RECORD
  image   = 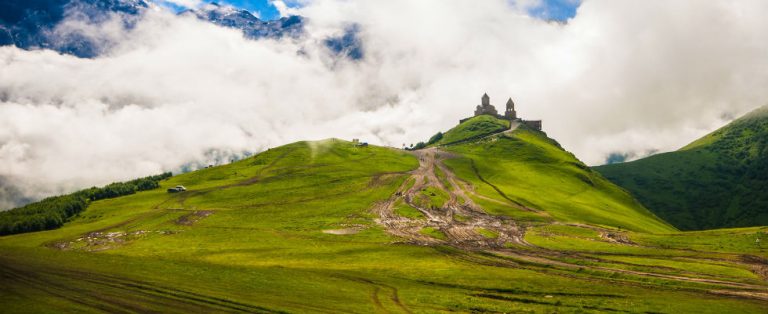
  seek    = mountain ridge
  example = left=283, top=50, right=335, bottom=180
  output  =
left=0, top=0, right=305, bottom=58
left=595, top=106, right=768, bottom=230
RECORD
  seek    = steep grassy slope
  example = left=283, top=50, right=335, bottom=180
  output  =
left=435, top=115, right=510, bottom=145
left=1, top=133, right=767, bottom=312
left=440, top=117, right=675, bottom=233
left=595, top=106, right=768, bottom=230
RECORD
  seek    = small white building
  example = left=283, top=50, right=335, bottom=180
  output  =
left=167, top=185, right=187, bottom=193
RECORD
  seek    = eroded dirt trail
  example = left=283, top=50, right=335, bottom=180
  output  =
left=373, top=148, right=527, bottom=249
left=372, top=147, right=768, bottom=301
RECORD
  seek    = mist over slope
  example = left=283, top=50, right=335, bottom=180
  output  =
left=595, top=107, right=768, bottom=230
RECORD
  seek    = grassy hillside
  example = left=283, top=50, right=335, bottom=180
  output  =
left=595, top=106, right=768, bottom=230
left=440, top=121, right=675, bottom=233
left=1, top=132, right=767, bottom=312
left=434, top=115, right=510, bottom=145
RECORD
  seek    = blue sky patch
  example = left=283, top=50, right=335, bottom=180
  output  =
left=527, top=0, right=581, bottom=21
left=163, top=1, right=580, bottom=22
left=214, top=0, right=283, bottom=19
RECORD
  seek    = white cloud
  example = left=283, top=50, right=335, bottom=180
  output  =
left=1, top=0, right=768, bottom=208
left=271, top=0, right=301, bottom=17
left=160, top=0, right=203, bottom=9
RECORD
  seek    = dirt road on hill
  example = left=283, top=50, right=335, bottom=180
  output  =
left=373, top=147, right=528, bottom=249
left=372, top=146, right=768, bottom=301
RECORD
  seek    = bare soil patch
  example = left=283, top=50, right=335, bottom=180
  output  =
left=373, top=148, right=526, bottom=249
left=49, top=230, right=177, bottom=252
left=176, top=210, right=215, bottom=226
left=322, top=228, right=362, bottom=235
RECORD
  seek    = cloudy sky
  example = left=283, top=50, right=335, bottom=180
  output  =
left=2, top=0, right=768, bottom=209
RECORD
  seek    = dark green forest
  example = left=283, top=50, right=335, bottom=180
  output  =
left=0, top=172, right=171, bottom=235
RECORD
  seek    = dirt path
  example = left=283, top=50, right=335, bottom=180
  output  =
left=372, top=146, right=768, bottom=301
left=492, top=248, right=768, bottom=292
left=373, top=148, right=526, bottom=249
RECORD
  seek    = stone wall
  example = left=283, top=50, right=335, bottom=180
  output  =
left=522, top=120, right=542, bottom=131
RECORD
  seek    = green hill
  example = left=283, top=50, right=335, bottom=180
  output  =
left=434, top=115, right=510, bottom=145
left=1, top=121, right=767, bottom=313
left=595, top=106, right=768, bottom=230
left=439, top=117, right=675, bottom=233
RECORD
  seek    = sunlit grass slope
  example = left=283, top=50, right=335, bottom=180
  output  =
left=525, top=224, right=767, bottom=282
left=1, top=136, right=766, bottom=313
left=595, top=106, right=768, bottom=230
left=441, top=118, right=675, bottom=233
left=435, top=115, right=510, bottom=145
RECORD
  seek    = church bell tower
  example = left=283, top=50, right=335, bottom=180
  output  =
left=504, top=98, right=517, bottom=119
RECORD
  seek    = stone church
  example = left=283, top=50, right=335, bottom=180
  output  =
left=469, top=93, right=542, bottom=131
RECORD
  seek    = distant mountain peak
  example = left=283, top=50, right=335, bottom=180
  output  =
left=0, top=0, right=305, bottom=58
left=0, top=0, right=370, bottom=60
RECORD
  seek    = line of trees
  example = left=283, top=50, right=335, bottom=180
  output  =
left=0, top=194, right=87, bottom=235
left=405, top=132, right=443, bottom=151
left=79, top=172, right=172, bottom=201
left=0, top=172, right=172, bottom=236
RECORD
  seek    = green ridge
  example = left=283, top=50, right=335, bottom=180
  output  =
left=440, top=122, right=675, bottom=233
left=595, top=106, right=768, bottom=230
left=435, top=115, right=510, bottom=145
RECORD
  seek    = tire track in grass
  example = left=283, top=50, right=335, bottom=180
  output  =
left=370, top=285, right=385, bottom=313
left=0, top=264, right=167, bottom=313
left=0, top=265, right=128, bottom=313
left=0, top=257, right=285, bottom=313
left=331, top=273, right=412, bottom=314
left=383, top=283, right=412, bottom=314
left=50, top=268, right=284, bottom=313
left=432, top=230, right=768, bottom=302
